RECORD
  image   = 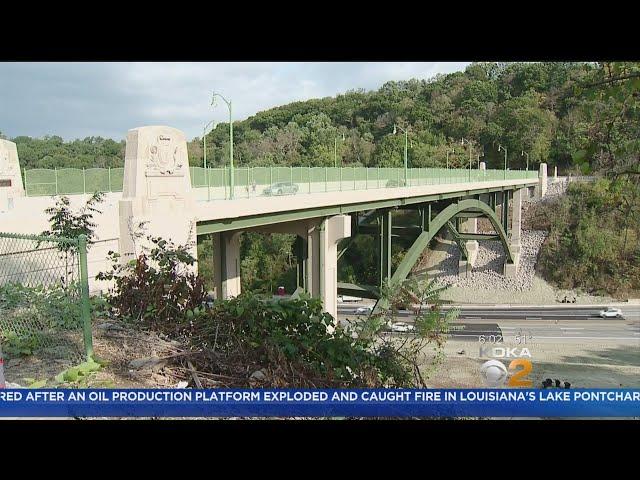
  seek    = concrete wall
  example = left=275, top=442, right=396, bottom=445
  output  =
left=0, top=193, right=121, bottom=293
left=0, top=139, right=25, bottom=213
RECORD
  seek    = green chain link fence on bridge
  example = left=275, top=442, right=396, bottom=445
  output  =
left=0, top=232, right=93, bottom=367
left=22, top=166, right=538, bottom=199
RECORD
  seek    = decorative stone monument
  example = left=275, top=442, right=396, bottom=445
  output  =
left=118, top=126, right=197, bottom=266
left=0, top=139, right=25, bottom=212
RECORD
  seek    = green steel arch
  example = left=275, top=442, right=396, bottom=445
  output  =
left=389, top=199, right=514, bottom=286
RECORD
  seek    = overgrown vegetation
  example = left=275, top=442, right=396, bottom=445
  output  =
left=0, top=282, right=106, bottom=357
left=530, top=178, right=640, bottom=298
left=99, top=238, right=455, bottom=387
left=96, top=236, right=206, bottom=327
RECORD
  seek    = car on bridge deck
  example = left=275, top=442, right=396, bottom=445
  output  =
left=385, top=179, right=407, bottom=188
left=263, top=182, right=299, bottom=196
left=599, top=307, right=623, bottom=318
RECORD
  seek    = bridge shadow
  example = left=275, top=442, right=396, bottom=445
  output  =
left=558, top=344, right=640, bottom=368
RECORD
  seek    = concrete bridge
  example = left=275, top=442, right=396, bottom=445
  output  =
left=1, top=127, right=547, bottom=318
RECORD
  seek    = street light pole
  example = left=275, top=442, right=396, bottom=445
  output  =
left=521, top=150, right=529, bottom=171
left=393, top=124, right=409, bottom=185
left=447, top=148, right=454, bottom=169
left=203, top=120, right=215, bottom=170
left=462, top=138, right=474, bottom=181
left=212, top=92, right=234, bottom=199
left=334, top=132, right=345, bottom=168
left=498, top=144, right=508, bottom=179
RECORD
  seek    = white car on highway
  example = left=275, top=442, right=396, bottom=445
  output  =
left=390, top=322, right=415, bottom=333
left=355, top=306, right=373, bottom=315
left=599, top=307, right=623, bottom=318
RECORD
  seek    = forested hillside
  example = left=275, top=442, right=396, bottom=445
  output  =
left=6, top=62, right=636, bottom=175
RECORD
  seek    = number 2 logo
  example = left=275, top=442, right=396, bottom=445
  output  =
left=507, top=359, right=533, bottom=387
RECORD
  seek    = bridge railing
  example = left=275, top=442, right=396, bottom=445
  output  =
left=21, top=166, right=538, bottom=198
left=190, top=166, right=538, bottom=201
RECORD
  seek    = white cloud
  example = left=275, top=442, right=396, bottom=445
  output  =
left=0, top=62, right=470, bottom=140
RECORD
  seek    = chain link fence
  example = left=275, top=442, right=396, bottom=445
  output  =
left=22, top=166, right=538, bottom=198
left=0, top=232, right=93, bottom=368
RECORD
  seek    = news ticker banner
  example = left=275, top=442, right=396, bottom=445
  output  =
left=0, top=389, right=639, bottom=417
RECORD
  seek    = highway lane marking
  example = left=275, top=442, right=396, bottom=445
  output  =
left=533, top=336, right=640, bottom=340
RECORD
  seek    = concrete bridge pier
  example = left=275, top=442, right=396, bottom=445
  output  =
left=458, top=216, right=478, bottom=276
left=503, top=187, right=523, bottom=277
left=536, top=162, right=548, bottom=198
left=317, top=215, right=351, bottom=320
left=210, top=231, right=242, bottom=300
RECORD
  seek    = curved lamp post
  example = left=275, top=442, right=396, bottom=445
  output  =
left=447, top=148, right=455, bottom=169
left=334, top=132, right=345, bottom=168
left=393, top=124, right=409, bottom=185
left=211, top=92, right=234, bottom=199
left=203, top=120, right=215, bottom=170
left=498, top=144, right=508, bottom=179
left=521, top=150, right=529, bottom=171
left=461, top=138, right=474, bottom=180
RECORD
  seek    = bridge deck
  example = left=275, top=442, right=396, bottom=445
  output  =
left=195, top=178, right=537, bottom=235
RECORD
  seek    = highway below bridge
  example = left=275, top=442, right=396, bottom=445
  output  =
left=337, top=304, right=640, bottom=343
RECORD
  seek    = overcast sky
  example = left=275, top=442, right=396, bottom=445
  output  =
left=0, top=62, right=470, bottom=141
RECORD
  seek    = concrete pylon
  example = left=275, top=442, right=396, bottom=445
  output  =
left=118, top=126, right=197, bottom=266
left=504, top=188, right=523, bottom=277
left=0, top=139, right=25, bottom=212
left=316, top=215, right=351, bottom=320
left=479, top=161, right=486, bottom=171
left=554, top=165, right=558, bottom=182
left=458, top=217, right=478, bottom=275
left=536, top=163, right=548, bottom=198
left=210, top=231, right=242, bottom=300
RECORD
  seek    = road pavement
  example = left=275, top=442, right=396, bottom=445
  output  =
left=337, top=303, right=640, bottom=344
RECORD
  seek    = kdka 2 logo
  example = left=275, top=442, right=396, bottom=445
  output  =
left=479, top=346, right=533, bottom=387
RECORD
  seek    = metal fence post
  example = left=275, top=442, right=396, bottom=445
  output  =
left=325, top=167, right=328, bottom=192
left=23, top=168, right=28, bottom=196
left=108, top=167, right=111, bottom=192
left=77, top=234, right=94, bottom=360
left=55, top=167, right=58, bottom=195
left=339, top=166, right=342, bottom=191
left=308, top=166, right=311, bottom=194
left=0, top=343, right=5, bottom=388
left=83, top=167, right=86, bottom=194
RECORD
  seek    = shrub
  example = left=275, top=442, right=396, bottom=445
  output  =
left=97, top=236, right=205, bottom=328
left=98, top=235, right=456, bottom=388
